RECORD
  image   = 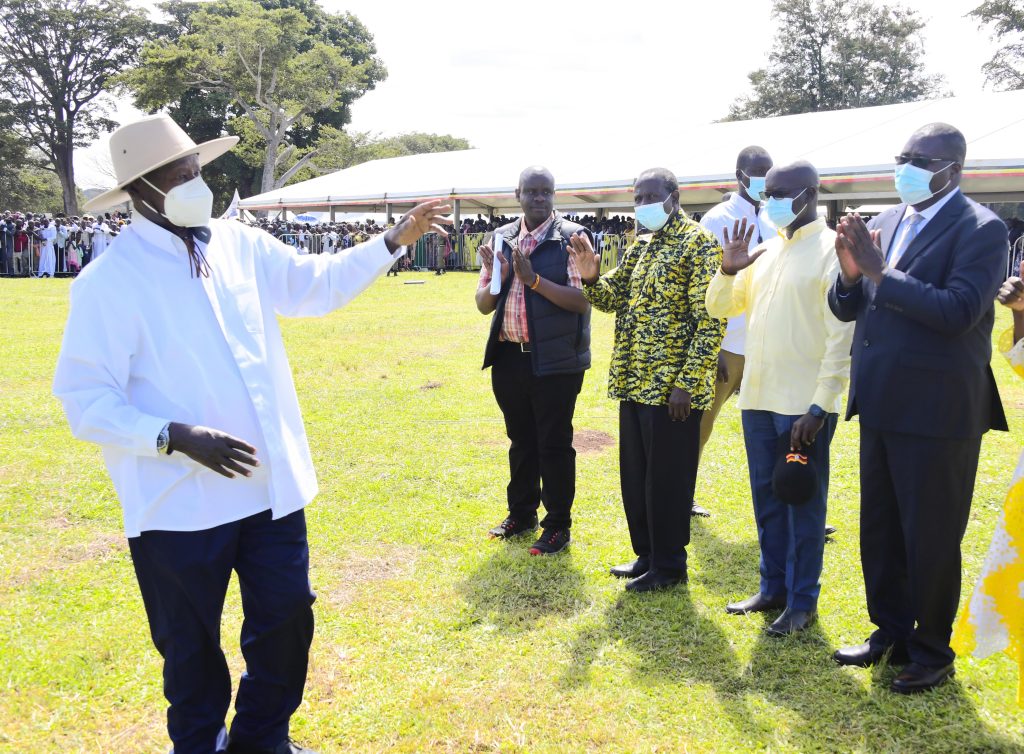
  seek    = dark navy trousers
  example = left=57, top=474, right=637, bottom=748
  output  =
left=128, top=508, right=316, bottom=754
left=741, top=410, right=837, bottom=611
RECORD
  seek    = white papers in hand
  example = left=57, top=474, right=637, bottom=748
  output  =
left=490, top=234, right=503, bottom=294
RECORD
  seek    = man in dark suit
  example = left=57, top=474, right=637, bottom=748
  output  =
left=828, top=122, right=1008, bottom=693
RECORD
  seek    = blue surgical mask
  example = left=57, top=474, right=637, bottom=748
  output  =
left=894, top=162, right=952, bottom=206
left=635, top=196, right=673, bottom=232
left=741, top=171, right=766, bottom=202
left=763, top=188, right=807, bottom=229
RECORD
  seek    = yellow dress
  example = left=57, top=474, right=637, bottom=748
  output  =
left=952, top=327, right=1024, bottom=704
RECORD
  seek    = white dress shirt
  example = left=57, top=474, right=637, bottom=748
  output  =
left=888, top=188, right=961, bottom=265
left=53, top=213, right=403, bottom=537
left=91, top=222, right=111, bottom=257
left=699, top=192, right=776, bottom=356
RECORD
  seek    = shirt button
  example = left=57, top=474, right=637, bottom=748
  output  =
left=863, top=339, right=870, bottom=347
left=869, top=304, right=877, bottom=311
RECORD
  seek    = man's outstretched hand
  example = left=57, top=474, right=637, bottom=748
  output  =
left=384, top=200, right=453, bottom=251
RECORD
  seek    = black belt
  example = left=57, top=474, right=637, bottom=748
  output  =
left=501, top=340, right=531, bottom=352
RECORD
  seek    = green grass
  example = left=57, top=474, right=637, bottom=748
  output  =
left=2, top=272, right=1023, bottom=753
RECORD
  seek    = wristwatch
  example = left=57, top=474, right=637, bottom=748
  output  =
left=157, top=422, right=172, bottom=455
left=808, top=404, right=827, bottom=420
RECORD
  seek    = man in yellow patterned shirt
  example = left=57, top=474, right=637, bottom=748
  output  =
left=706, top=161, right=854, bottom=636
left=569, top=167, right=725, bottom=592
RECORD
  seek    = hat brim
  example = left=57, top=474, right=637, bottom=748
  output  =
left=83, top=135, right=240, bottom=213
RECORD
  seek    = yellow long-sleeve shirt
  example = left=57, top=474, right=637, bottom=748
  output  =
left=705, top=217, right=854, bottom=416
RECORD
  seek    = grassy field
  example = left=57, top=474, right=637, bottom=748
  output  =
left=2, top=271, right=1024, bottom=753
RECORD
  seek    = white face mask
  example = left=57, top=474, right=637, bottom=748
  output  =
left=141, top=175, right=214, bottom=228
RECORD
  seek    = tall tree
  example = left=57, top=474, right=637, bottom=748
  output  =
left=120, top=0, right=386, bottom=194
left=970, top=1, right=1024, bottom=90
left=0, top=0, right=152, bottom=214
left=725, top=0, right=946, bottom=120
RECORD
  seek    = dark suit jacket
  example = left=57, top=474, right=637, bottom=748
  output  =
left=827, top=190, right=1008, bottom=439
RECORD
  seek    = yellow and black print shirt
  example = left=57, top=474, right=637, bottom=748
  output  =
left=584, top=212, right=726, bottom=408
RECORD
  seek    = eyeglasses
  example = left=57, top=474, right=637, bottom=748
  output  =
left=895, top=154, right=957, bottom=169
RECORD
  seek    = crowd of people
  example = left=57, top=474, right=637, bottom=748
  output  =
left=0, top=210, right=127, bottom=276
left=41, top=112, right=1024, bottom=754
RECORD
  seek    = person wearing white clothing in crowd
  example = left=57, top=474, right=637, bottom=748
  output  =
left=90, top=217, right=111, bottom=259
left=695, top=146, right=774, bottom=517
left=36, top=219, right=57, bottom=277
left=52, top=114, right=451, bottom=754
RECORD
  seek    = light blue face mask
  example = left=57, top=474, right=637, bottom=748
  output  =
left=894, top=162, right=952, bottom=206
left=635, top=196, right=673, bottom=232
left=741, top=171, right=766, bottom=202
left=763, top=188, right=807, bottom=229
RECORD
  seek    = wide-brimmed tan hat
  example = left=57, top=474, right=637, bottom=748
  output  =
left=83, top=114, right=238, bottom=212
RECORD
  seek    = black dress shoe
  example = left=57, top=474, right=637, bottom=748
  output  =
left=625, top=568, right=686, bottom=593
left=610, top=557, right=650, bottom=579
left=891, top=662, right=955, bottom=694
left=690, top=501, right=712, bottom=517
left=765, top=607, right=816, bottom=636
left=725, top=592, right=786, bottom=615
left=832, top=641, right=910, bottom=667
left=824, top=524, right=837, bottom=536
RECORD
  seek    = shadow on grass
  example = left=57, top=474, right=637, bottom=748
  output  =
left=560, top=586, right=1020, bottom=751
left=457, top=539, right=589, bottom=634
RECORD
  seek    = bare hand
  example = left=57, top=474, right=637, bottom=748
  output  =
left=720, top=218, right=764, bottom=275
left=512, top=248, right=536, bottom=285
left=834, top=226, right=863, bottom=286
left=384, top=199, right=453, bottom=249
left=478, top=243, right=511, bottom=283
left=567, top=231, right=601, bottom=284
left=998, top=276, right=1024, bottom=311
left=790, top=413, right=825, bottom=451
left=838, top=214, right=885, bottom=285
left=716, top=352, right=730, bottom=384
left=168, top=423, right=260, bottom=479
left=668, top=387, right=692, bottom=422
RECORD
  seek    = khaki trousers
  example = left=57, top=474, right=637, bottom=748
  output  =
left=697, top=349, right=745, bottom=462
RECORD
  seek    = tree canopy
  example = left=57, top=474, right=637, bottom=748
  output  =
left=970, top=0, right=1024, bottom=90
left=725, top=0, right=946, bottom=121
left=0, top=0, right=151, bottom=214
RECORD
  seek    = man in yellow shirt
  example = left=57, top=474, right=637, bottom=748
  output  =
left=705, top=161, right=854, bottom=635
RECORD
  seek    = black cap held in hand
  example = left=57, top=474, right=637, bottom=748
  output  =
left=772, top=434, right=818, bottom=506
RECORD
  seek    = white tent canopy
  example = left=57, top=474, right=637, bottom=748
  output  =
left=239, top=90, right=1024, bottom=217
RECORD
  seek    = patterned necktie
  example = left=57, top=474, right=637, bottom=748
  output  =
left=888, top=213, right=924, bottom=267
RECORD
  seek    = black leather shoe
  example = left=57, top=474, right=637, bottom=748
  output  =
left=488, top=514, right=537, bottom=539
left=832, top=641, right=910, bottom=667
left=891, top=662, right=955, bottom=694
left=690, top=501, right=712, bottom=517
left=610, top=557, right=650, bottom=579
left=725, top=592, right=786, bottom=615
left=825, top=524, right=837, bottom=536
left=625, top=568, right=686, bottom=593
left=765, top=607, right=816, bottom=636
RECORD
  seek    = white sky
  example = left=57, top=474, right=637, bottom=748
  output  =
left=77, top=0, right=999, bottom=188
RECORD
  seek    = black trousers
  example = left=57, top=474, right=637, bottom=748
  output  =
left=490, top=341, right=585, bottom=529
left=619, top=400, right=703, bottom=574
left=859, top=426, right=982, bottom=667
left=128, top=509, right=316, bottom=754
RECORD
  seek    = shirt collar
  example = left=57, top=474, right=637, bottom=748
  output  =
left=519, top=212, right=556, bottom=242
left=903, top=187, right=960, bottom=223
left=131, top=211, right=199, bottom=258
left=783, top=216, right=827, bottom=243
left=726, top=191, right=759, bottom=218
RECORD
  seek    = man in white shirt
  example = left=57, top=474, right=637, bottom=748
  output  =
left=90, top=218, right=111, bottom=259
left=37, top=219, right=57, bottom=277
left=53, top=115, right=450, bottom=754
left=696, top=146, right=774, bottom=517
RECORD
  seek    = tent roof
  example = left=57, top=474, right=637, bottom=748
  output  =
left=239, top=90, right=1024, bottom=214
